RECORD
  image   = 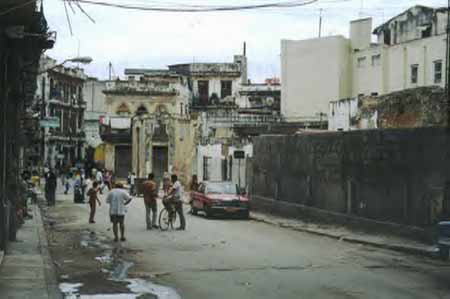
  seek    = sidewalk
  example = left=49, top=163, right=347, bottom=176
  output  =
left=251, top=211, right=438, bottom=258
left=0, top=201, right=60, bottom=299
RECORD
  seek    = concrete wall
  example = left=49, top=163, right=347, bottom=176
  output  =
left=250, top=128, right=450, bottom=228
left=281, top=36, right=351, bottom=122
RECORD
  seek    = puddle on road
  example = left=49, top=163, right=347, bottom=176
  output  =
left=61, top=236, right=180, bottom=299
left=60, top=279, right=178, bottom=299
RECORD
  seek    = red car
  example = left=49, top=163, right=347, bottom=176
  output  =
left=190, top=181, right=250, bottom=219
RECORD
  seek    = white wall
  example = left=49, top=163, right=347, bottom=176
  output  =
left=84, top=79, right=107, bottom=113
left=328, top=98, right=359, bottom=131
left=281, top=36, right=351, bottom=122
left=196, top=144, right=253, bottom=187
left=354, top=34, right=446, bottom=97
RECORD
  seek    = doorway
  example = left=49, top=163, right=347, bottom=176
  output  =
left=115, top=145, right=132, bottom=179
left=152, top=146, right=168, bottom=182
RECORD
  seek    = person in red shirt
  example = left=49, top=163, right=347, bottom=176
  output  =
left=87, top=181, right=101, bottom=223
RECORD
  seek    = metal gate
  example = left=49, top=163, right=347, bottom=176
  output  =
left=115, top=145, right=132, bottom=179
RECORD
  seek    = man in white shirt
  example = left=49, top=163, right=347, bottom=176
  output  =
left=169, top=174, right=185, bottom=230
left=96, top=170, right=104, bottom=194
left=106, top=183, right=132, bottom=242
left=130, top=172, right=136, bottom=195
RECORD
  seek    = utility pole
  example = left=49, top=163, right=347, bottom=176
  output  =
left=108, top=62, right=112, bottom=81
left=318, top=8, right=323, bottom=38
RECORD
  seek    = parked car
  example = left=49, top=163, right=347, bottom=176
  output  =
left=190, top=181, right=250, bottom=219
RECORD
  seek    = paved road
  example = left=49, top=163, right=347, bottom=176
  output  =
left=56, top=189, right=450, bottom=299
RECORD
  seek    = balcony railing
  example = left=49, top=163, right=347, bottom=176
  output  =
left=104, top=81, right=178, bottom=96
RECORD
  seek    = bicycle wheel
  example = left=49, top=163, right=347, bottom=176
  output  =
left=159, top=208, right=171, bottom=231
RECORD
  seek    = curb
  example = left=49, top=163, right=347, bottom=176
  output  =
left=251, top=214, right=433, bottom=258
left=34, top=202, right=62, bottom=299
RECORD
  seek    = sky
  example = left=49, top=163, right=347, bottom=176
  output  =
left=44, top=0, right=447, bottom=82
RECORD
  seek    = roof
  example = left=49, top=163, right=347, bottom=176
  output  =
left=124, top=69, right=176, bottom=76
left=372, top=5, right=438, bottom=34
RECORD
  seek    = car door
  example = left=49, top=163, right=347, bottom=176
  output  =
left=192, top=183, right=205, bottom=209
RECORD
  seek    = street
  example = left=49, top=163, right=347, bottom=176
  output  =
left=43, top=188, right=450, bottom=299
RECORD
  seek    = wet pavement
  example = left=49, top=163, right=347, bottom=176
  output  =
left=43, top=188, right=450, bottom=299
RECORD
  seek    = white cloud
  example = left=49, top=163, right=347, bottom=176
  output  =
left=44, top=0, right=447, bottom=81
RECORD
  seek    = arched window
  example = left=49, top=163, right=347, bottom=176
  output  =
left=136, top=105, right=148, bottom=116
left=116, top=103, right=131, bottom=116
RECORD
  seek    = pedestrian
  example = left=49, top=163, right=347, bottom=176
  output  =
left=73, top=171, right=84, bottom=203
left=45, top=168, right=57, bottom=206
left=96, top=169, right=104, bottom=194
left=104, top=170, right=112, bottom=191
left=168, top=174, right=186, bottom=231
left=189, top=174, right=199, bottom=214
left=130, top=172, right=136, bottom=196
left=64, top=170, right=71, bottom=194
left=142, top=173, right=159, bottom=230
left=106, top=182, right=133, bottom=242
left=87, top=181, right=101, bottom=223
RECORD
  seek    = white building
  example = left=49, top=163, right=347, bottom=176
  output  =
left=281, top=5, right=447, bottom=126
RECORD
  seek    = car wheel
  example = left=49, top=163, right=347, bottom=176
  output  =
left=439, top=247, right=449, bottom=261
left=204, top=205, right=213, bottom=218
left=191, top=206, right=198, bottom=216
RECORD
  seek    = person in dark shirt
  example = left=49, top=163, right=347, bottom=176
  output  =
left=142, top=173, right=159, bottom=230
left=87, top=181, right=101, bottom=223
left=45, top=169, right=57, bottom=206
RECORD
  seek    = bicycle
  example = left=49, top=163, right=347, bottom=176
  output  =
left=159, top=203, right=179, bottom=231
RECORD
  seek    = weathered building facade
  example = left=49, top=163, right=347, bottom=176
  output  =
left=329, top=86, right=447, bottom=131
left=36, top=55, right=87, bottom=168
left=282, top=5, right=447, bottom=123
left=0, top=0, right=54, bottom=249
left=83, top=78, right=107, bottom=166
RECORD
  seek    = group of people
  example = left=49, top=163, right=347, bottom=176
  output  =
left=84, top=172, right=186, bottom=242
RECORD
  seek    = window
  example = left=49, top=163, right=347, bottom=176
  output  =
left=371, top=92, right=379, bottom=96
left=180, top=103, right=184, bottom=116
left=434, top=60, right=443, bottom=84
left=371, top=54, right=381, bottom=66
left=221, top=80, right=232, bottom=98
left=203, top=156, right=211, bottom=181
left=198, top=80, right=209, bottom=105
left=128, top=76, right=135, bottom=81
left=411, top=64, right=419, bottom=84
left=357, top=57, right=366, bottom=68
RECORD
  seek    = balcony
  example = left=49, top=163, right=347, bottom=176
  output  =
left=100, top=123, right=131, bottom=144
left=104, top=80, right=178, bottom=96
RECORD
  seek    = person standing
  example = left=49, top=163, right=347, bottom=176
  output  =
left=130, top=172, right=136, bottom=196
left=169, top=174, right=186, bottom=231
left=87, top=182, right=101, bottom=223
left=142, top=173, right=158, bottom=230
left=106, top=183, right=133, bottom=242
left=45, top=169, right=57, bottom=206
left=96, top=169, right=104, bottom=194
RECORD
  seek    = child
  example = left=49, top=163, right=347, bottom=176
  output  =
left=87, top=181, right=101, bottom=223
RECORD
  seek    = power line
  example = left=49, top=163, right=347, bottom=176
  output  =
left=63, top=0, right=319, bottom=12
left=0, top=0, right=37, bottom=16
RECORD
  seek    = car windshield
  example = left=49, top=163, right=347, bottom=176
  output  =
left=206, top=182, right=238, bottom=195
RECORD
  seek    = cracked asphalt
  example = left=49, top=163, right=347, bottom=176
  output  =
left=48, top=190, right=450, bottom=299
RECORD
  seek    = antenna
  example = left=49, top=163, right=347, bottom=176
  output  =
left=109, top=62, right=112, bottom=80
left=318, top=8, right=323, bottom=38
left=359, top=0, right=364, bottom=17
